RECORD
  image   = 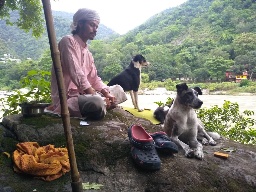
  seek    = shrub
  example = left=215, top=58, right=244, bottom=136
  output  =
left=0, top=70, right=51, bottom=118
left=239, top=79, right=250, bottom=87
left=197, top=100, right=256, bottom=145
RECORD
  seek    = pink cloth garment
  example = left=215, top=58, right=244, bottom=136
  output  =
left=50, top=34, right=108, bottom=117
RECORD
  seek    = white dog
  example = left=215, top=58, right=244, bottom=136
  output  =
left=164, top=83, right=219, bottom=160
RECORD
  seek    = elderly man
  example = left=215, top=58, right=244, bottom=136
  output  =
left=48, top=8, right=126, bottom=120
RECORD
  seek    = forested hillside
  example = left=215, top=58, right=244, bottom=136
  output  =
left=0, top=11, right=118, bottom=60
left=90, top=0, right=256, bottom=82
left=0, top=0, right=256, bottom=90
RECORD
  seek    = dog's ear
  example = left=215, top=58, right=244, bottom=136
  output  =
left=176, top=83, right=188, bottom=92
left=193, top=86, right=202, bottom=95
left=133, top=54, right=145, bottom=63
left=133, top=54, right=141, bottom=62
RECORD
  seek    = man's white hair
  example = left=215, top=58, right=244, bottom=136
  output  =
left=70, top=8, right=100, bottom=31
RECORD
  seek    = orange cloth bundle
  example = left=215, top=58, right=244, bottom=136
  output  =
left=13, top=142, right=70, bottom=181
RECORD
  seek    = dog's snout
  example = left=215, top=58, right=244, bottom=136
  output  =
left=197, top=100, right=203, bottom=108
left=192, top=99, right=203, bottom=109
left=144, top=61, right=150, bottom=66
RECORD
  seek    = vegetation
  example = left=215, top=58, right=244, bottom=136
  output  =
left=1, top=0, right=256, bottom=145
left=0, top=70, right=51, bottom=117
left=1, top=70, right=256, bottom=145
left=0, top=10, right=117, bottom=60
left=154, top=97, right=173, bottom=108
left=198, top=101, right=256, bottom=145
left=1, top=0, right=256, bottom=85
left=140, top=79, right=256, bottom=95
left=0, top=0, right=44, bottom=37
left=88, top=0, right=256, bottom=83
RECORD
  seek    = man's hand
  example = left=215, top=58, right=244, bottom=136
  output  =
left=83, top=87, right=96, bottom=95
left=105, top=97, right=117, bottom=110
left=101, top=89, right=116, bottom=103
left=102, top=90, right=116, bottom=110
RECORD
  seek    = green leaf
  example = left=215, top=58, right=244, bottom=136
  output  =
left=82, top=182, right=104, bottom=190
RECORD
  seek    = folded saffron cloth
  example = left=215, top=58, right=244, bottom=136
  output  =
left=13, top=142, right=70, bottom=181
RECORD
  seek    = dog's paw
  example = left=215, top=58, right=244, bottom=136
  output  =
left=208, top=139, right=217, bottom=146
left=194, top=149, right=204, bottom=160
left=201, top=138, right=209, bottom=145
left=185, top=149, right=194, bottom=158
left=138, top=108, right=144, bottom=112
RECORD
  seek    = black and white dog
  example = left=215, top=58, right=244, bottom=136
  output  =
left=154, top=86, right=202, bottom=124
left=153, top=103, right=172, bottom=125
left=107, top=54, right=149, bottom=112
left=163, top=83, right=219, bottom=160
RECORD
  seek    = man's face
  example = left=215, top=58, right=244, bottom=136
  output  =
left=78, top=20, right=99, bottom=41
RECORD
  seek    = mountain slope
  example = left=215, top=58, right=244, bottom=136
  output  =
left=0, top=11, right=118, bottom=60
left=99, top=0, right=256, bottom=81
left=1, top=0, right=256, bottom=82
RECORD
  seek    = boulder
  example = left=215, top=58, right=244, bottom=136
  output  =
left=0, top=108, right=255, bottom=192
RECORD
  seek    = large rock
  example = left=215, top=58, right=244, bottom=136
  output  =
left=0, top=108, right=255, bottom=192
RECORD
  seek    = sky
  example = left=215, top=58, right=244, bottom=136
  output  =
left=50, top=0, right=188, bottom=35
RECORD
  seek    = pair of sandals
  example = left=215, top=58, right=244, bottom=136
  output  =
left=128, top=124, right=178, bottom=171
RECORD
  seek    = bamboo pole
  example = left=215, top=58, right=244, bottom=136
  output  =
left=41, top=1, right=83, bottom=191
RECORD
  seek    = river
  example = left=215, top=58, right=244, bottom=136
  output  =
left=119, top=94, right=256, bottom=119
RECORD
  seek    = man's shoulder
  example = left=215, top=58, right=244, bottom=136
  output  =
left=58, top=35, right=77, bottom=47
left=60, top=35, right=74, bottom=42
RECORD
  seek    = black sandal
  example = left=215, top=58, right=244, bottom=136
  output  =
left=150, top=132, right=179, bottom=154
left=128, top=124, right=161, bottom=171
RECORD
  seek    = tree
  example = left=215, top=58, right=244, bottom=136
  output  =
left=234, top=51, right=256, bottom=78
left=206, top=56, right=234, bottom=81
left=37, top=49, right=52, bottom=71
left=208, top=47, right=230, bottom=60
left=180, top=64, right=192, bottom=80
left=232, top=33, right=256, bottom=56
left=141, top=73, right=149, bottom=83
left=175, top=46, right=199, bottom=72
left=0, top=0, right=44, bottom=37
left=193, top=68, right=211, bottom=82
left=142, top=45, right=175, bottom=81
left=102, top=63, right=122, bottom=82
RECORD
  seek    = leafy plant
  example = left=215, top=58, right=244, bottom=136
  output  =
left=0, top=0, right=44, bottom=37
left=154, top=101, right=165, bottom=107
left=0, top=70, right=51, bottom=117
left=166, top=97, right=174, bottom=106
left=154, top=97, right=173, bottom=107
left=197, top=100, right=256, bottom=145
left=19, top=70, right=51, bottom=103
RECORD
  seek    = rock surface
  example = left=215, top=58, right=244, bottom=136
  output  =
left=0, top=107, right=256, bottom=192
